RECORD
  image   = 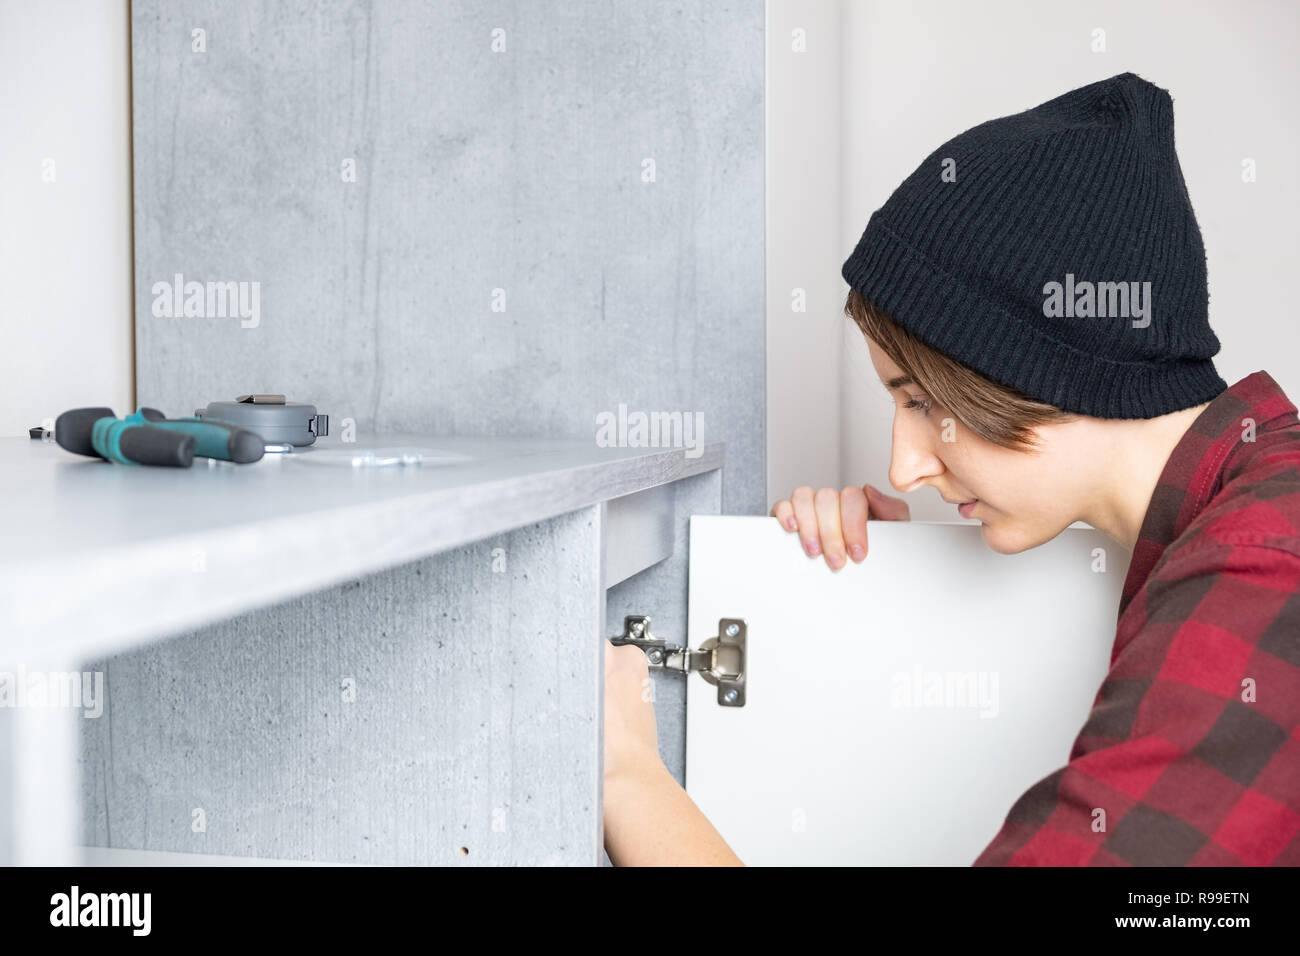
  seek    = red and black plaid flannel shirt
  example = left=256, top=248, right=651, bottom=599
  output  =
left=974, top=370, right=1300, bottom=866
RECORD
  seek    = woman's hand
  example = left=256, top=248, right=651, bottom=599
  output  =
left=770, top=483, right=911, bottom=571
left=603, top=642, right=665, bottom=787
left=602, top=641, right=745, bottom=866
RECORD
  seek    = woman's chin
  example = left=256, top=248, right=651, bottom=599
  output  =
left=982, top=528, right=1013, bottom=556
left=979, top=517, right=1061, bottom=555
left=980, top=518, right=1027, bottom=555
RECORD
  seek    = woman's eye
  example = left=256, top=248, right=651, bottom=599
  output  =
left=902, top=397, right=933, bottom=416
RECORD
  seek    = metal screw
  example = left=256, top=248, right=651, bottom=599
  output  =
left=647, top=649, right=663, bottom=665
left=724, top=623, right=739, bottom=638
left=630, top=620, right=645, bottom=638
left=723, top=689, right=739, bottom=703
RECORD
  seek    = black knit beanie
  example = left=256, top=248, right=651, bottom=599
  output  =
left=841, top=72, right=1228, bottom=419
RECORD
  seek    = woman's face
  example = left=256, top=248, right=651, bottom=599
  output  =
left=865, top=336, right=1097, bottom=555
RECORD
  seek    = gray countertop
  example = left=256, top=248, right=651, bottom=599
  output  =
left=0, top=434, right=724, bottom=662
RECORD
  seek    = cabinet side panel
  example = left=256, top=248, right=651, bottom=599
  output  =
left=80, top=505, right=604, bottom=865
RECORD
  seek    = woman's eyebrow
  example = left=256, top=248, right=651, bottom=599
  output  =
left=885, top=374, right=915, bottom=390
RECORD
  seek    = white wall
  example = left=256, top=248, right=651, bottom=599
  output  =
left=0, top=0, right=133, bottom=436
left=765, top=0, right=843, bottom=508
left=834, top=0, right=1300, bottom=520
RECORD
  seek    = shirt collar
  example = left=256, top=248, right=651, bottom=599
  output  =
left=1119, top=370, right=1298, bottom=618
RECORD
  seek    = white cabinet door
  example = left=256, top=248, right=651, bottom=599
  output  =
left=684, top=516, right=1128, bottom=865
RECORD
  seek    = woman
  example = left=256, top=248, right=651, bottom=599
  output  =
left=604, top=73, right=1300, bottom=866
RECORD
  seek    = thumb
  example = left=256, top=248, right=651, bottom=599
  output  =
left=863, top=483, right=911, bottom=521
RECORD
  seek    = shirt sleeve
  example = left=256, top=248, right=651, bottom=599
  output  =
left=973, top=542, right=1300, bottom=866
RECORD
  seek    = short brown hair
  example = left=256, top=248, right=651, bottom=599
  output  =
left=844, top=288, right=1076, bottom=452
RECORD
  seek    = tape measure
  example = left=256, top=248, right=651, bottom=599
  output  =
left=193, top=394, right=329, bottom=447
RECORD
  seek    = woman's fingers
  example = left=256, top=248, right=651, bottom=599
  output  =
left=814, top=488, right=847, bottom=570
left=604, top=642, right=660, bottom=783
left=770, top=483, right=909, bottom=570
left=607, top=638, right=648, bottom=682
left=839, top=485, right=869, bottom=562
left=790, top=486, right=821, bottom=557
left=864, top=483, right=911, bottom=521
left=770, top=496, right=796, bottom=532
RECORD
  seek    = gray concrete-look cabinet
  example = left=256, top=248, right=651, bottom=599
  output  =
left=70, top=466, right=723, bottom=865
left=95, top=0, right=763, bottom=866
left=0, top=435, right=724, bottom=864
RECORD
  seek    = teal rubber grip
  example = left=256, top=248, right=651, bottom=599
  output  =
left=87, top=415, right=194, bottom=466
left=92, top=416, right=132, bottom=464
left=128, top=408, right=265, bottom=463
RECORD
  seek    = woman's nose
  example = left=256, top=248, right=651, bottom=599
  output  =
left=889, top=417, right=944, bottom=493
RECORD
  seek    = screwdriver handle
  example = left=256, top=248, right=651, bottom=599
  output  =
left=99, top=418, right=196, bottom=467
left=132, top=407, right=265, bottom=463
left=53, top=408, right=195, bottom=466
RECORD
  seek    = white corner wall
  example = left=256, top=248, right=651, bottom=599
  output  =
left=0, top=0, right=133, bottom=436
left=765, top=0, right=843, bottom=508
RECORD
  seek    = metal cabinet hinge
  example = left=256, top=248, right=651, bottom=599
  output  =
left=608, top=614, right=746, bottom=707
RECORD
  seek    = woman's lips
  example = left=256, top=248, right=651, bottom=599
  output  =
left=958, top=499, right=979, bottom=518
